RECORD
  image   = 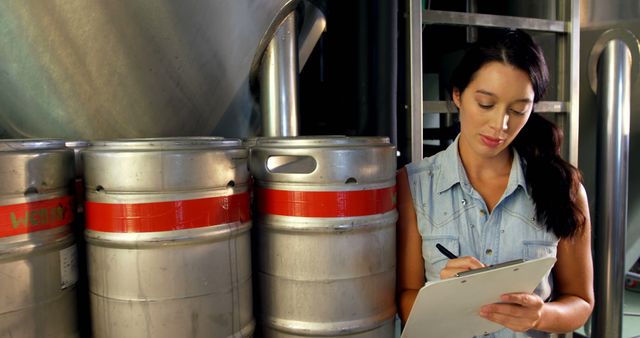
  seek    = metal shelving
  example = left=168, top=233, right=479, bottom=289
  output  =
left=406, top=0, right=580, bottom=164
left=423, top=10, right=569, bottom=32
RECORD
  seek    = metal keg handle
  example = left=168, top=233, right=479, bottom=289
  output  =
left=266, top=155, right=317, bottom=174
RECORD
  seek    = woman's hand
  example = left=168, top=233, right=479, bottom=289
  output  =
left=479, top=293, right=545, bottom=332
left=439, top=256, right=485, bottom=279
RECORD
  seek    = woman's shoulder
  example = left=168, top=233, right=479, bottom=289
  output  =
left=405, top=147, right=452, bottom=178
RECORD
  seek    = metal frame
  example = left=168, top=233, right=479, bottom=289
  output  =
left=423, top=10, right=568, bottom=33
left=407, top=0, right=580, bottom=165
left=423, top=101, right=570, bottom=114
left=565, top=0, right=581, bottom=166
left=408, top=0, right=423, bottom=163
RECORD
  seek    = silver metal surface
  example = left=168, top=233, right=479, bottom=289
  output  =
left=0, top=140, right=77, bottom=338
left=423, top=10, right=569, bottom=32
left=65, top=141, right=90, bottom=179
left=581, top=0, right=640, bottom=25
left=408, top=0, right=423, bottom=162
left=83, top=138, right=246, bottom=196
left=422, top=101, right=570, bottom=114
left=567, top=0, right=581, bottom=166
left=250, top=137, right=397, bottom=337
left=250, top=137, right=396, bottom=186
left=592, top=39, right=631, bottom=338
left=84, top=137, right=254, bottom=338
left=0, top=139, right=74, bottom=201
left=297, top=3, right=326, bottom=72
left=260, top=12, right=300, bottom=137
left=0, top=0, right=296, bottom=139
left=465, top=0, right=477, bottom=43
left=580, top=20, right=640, bottom=285
left=587, top=29, right=640, bottom=94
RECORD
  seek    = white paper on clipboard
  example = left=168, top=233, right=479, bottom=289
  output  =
left=401, top=256, right=556, bottom=338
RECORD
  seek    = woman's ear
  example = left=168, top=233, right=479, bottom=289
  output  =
left=452, top=88, right=461, bottom=110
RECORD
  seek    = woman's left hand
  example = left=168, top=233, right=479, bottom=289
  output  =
left=479, top=293, right=544, bottom=332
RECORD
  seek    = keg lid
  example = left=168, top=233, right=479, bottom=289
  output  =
left=254, top=136, right=390, bottom=147
left=0, top=139, right=66, bottom=151
left=87, top=137, right=241, bottom=150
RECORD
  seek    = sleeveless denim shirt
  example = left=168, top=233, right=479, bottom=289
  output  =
left=406, top=137, right=558, bottom=338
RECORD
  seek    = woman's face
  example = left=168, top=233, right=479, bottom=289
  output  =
left=453, top=61, right=535, bottom=161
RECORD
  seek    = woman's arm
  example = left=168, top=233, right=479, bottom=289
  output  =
left=535, top=183, right=595, bottom=332
left=479, top=184, right=594, bottom=333
left=396, top=168, right=426, bottom=324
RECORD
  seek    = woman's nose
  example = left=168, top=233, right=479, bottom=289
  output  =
left=491, top=111, right=509, bottom=131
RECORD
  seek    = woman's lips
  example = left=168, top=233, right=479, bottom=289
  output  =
left=480, top=135, right=504, bottom=148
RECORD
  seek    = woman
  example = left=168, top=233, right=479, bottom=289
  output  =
left=396, top=29, right=594, bottom=337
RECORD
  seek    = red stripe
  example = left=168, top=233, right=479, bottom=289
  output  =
left=85, top=192, right=250, bottom=233
left=0, top=196, right=74, bottom=238
left=255, top=186, right=396, bottom=217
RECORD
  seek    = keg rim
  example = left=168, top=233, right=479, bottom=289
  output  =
left=253, top=136, right=390, bottom=147
left=0, top=139, right=66, bottom=151
left=86, top=137, right=242, bottom=150
left=65, top=140, right=91, bottom=149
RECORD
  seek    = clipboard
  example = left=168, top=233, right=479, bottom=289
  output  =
left=401, top=256, right=556, bottom=338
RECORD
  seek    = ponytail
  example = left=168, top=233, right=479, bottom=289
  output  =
left=512, top=113, right=586, bottom=238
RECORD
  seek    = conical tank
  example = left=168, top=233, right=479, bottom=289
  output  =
left=0, top=0, right=297, bottom=139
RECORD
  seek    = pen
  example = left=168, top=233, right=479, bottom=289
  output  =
left=436, top=243, right=458, bottom=259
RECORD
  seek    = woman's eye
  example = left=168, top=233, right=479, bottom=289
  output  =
left=510, top=109, right=526, bottom=115
left=478, top=103, right=493, bottom=109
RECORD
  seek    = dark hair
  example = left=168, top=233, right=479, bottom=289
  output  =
left=449, top=29, right=585, bottom=239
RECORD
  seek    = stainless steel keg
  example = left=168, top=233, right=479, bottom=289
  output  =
left=250, top=136, right=397, bottom=337
left=83, top=137, right=254, bottom=338
left=0, top=139, right=78, bottom=338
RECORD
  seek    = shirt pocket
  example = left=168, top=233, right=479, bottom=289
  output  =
left=422, top=236, right=459, bottom=281
left=522, top=240, right=558, bottom=260
left=419, top=194, right=471, bottom=230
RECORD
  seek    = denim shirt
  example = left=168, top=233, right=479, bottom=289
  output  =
left=406, top=137, right=558, bottom=338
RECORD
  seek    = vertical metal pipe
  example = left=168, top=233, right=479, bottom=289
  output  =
left=260, top=11, right=299, bottom=137
left=592, top=39, right=631, bottom=338
left=408, top=0, right=423, bottom=163
left=465, top=0, right=477, bottom=43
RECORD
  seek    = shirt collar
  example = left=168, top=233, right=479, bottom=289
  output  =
left=505, top=148, right=529, bottom=197
left=435, top=136, right=466, bottom=194
left=435, top=136, right=529, bottom=196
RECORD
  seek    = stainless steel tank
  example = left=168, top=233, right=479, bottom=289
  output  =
left=0, top=139, right=78, bottom=338
left=0, top=0, right=298, bottom=139
left=249, top=136, right=397, bottom=337
left=83, top=137, right=254, bottom=338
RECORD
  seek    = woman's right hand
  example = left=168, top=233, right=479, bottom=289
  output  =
left=440, top=256, right=486, bottom=279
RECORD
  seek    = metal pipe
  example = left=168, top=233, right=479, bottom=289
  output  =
left=260, top=11, right=299, bottom=137
left=465, top=0, right=477, bottom=43
left=592, top=39, right=631, bottom=338
left=408, top=0, right=423, bottom=163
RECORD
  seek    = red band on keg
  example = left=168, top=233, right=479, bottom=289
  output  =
left=85, top=192, right=250, bottom=233
left=0, top=196, right=74, bottom=238
left=255, top=186, right=396, bottom=217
